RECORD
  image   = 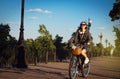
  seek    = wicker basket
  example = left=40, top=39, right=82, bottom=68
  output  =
left=72, top=48, right=82, bottom=55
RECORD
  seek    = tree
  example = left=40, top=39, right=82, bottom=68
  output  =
left=96, top=43, right=104, bottom=56
left=25, top=24, right=56, bottom=64
left=105, top=39, right=108, bottom=47
left=0, top=24, right=10, bottom=53
left=25, top=39, right=38, bottom=65
left=109, top=0, right=120, bottom=21
left=38, top=24, right=55, bottom=49
left=54, top=34, right=63, bottom=61
left=54, top=34, right=69, bottom=62
left=0, top=24, right=17, bottom=67
left=104, top=45, right=113, bottom=56
left=113, top=26, right=120, bottom=56
left=38, top=24, right=55, bottom=63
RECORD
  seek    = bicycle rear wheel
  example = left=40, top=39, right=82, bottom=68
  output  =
left=69, top=56, right=78, bottom=79
left=81, top=62, right=90, bottom=77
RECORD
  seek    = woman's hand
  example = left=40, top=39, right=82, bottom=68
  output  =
left=72, top=45, right=76, bottom=50
left=87, top=42, right=90, bottom=45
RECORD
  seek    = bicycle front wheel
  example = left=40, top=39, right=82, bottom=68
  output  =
left=81, top=62, right=90, bottom=78
left=69, top=56, right=78, bottom=79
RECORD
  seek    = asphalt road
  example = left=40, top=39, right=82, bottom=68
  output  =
left=0, top=56, right=120, bottom=79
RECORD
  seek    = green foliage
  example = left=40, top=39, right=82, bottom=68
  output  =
left=91, top=45, right=99, bottom=57
left=38, top=24, right=50, bottom=36
left=54, top=34, right=69, bottom=61
left=25, top=25, right=73, bottom=63
left=104, top=47, right=112, bottom=56
left=38, top=24, right=55, bottom=50
left=96, top=43, right=104, bottom=48
left=113, top=26, right=120, bottom=56
left=25, top=39, right=35, bottom=63
left=25, top=24, right=56, bottom=64
left=0, top=24, right=17, bottom=67
left=90, top=42, right=101, bottom=57
left=109, top=0, right=120, bottom=21
left=0, top=24, right=10, bottom=52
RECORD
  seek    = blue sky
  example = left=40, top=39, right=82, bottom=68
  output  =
left=0, top=0, right=119, bottom=47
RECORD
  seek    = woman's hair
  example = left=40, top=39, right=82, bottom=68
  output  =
left=79, top=21, right=87, bottom=30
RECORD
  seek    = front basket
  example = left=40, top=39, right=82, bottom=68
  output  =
left=72, top=48, right=82, bottom=55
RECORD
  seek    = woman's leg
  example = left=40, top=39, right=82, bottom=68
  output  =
left=81, top=49, right=87, bottom=58
left=81, top=49, right=89, bottom=64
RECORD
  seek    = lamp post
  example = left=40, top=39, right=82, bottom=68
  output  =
left=16, top=0, right=27, bottom=68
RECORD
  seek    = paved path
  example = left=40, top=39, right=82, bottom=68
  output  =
left=0, top=56, right=120, bottom=79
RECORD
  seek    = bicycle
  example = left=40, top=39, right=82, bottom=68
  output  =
left=68, top=48, right=90, bottom=79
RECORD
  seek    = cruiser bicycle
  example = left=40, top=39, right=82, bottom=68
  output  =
left=68, top=48, right=90, bottom=79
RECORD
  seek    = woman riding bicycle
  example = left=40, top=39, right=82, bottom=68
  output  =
left=69, top=21, right=92, bottom=64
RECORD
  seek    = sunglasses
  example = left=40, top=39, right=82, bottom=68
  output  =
left=81, top=24, right=86, bottom=26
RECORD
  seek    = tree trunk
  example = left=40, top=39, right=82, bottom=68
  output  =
left=54, top=49, right=56, bottom=62
left=45, top=50, right=48, bottom=64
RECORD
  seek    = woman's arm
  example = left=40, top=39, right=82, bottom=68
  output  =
left=68, top=29, right=79, bottom=49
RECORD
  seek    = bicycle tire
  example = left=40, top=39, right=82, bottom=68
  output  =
left=69, top=56, right=78, bottom=79
left=81, top=62, right=90, bottom=78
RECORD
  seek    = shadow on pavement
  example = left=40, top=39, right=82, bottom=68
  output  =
left=90, top=72, right=120, bottom=79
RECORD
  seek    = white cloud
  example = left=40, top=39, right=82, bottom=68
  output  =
left=29, top=16, right=38, bottom=20
left=27, top=8, right=43, bottom=12
left=44, top=10, right=52, bottom=14
left=27, top=8, right=52, bottom=14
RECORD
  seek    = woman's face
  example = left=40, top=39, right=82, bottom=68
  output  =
left=81, top=23, right=87, bottom=29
